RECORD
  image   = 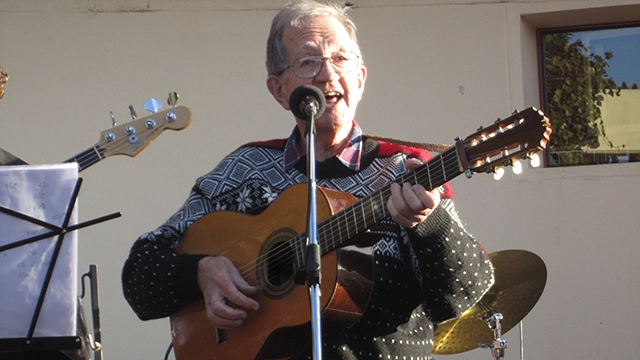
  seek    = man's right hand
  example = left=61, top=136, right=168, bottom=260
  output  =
left=197, top=256, right=260, bottom=329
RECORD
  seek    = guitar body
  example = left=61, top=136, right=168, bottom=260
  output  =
left=170, top=184, right=374, bottom=360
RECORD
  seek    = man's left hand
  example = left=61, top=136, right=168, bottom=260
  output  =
left=387, top=158, right=441, bottom=228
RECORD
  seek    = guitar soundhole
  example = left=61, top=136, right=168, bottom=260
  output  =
left=267, top=242, right=294, bottom=286
left=258, top=228, right=298, bottom=299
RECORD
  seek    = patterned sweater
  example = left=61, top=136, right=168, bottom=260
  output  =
left=122, top=136, right=494, bottom=359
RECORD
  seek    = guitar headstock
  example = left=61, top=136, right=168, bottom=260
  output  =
left=462, top=107, right=552, bottom=175
left=99, top=104, right=192, bottom=158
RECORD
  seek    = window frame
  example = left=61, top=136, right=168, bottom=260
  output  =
left=537, top=20, right=640, bottom=167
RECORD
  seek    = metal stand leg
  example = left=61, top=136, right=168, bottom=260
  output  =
left=481, top=312, right=507, bottom=360
left=78, top=265, right=102, bottom=360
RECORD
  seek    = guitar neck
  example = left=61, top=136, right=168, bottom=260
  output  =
left=292, top=146, right=462, bottom=269
left=64, top=145, right=106, bottom=172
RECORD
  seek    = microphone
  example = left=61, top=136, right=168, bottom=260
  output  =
left=288, top=85, right=326, bottom=121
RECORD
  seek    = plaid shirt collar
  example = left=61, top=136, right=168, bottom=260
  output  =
left=283, top=121, right=363, bottom=172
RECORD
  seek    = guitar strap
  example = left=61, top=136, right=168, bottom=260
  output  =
left=364, top=134, right=450, bottom=154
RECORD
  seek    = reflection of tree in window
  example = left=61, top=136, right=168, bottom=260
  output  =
left=543, top=32, right=620, bottom=166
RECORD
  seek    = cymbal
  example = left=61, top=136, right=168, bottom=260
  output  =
left=432, top=249, right=547, bottom=355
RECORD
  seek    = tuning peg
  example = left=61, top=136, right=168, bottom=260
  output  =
left=529, top=153, right=541, bottom=168
left=167, top=92, right=179, bottom=107
left=110, top=111, right=117, bottom=127
left=511, top=159, right=523, bottom=174
left=493, top=167, right=505, bottom=181
left=144, top=98, right=162, bottom=113
left=128, top=105, right=138, bottom=120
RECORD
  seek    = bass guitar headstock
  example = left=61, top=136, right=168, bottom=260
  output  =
left=99, top=96, right=192, bottom=159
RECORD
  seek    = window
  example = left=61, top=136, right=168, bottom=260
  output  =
left=539, top=23, right=640, bottom=167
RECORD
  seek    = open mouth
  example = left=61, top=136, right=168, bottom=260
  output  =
left=324, top=91, right=343, bottom=102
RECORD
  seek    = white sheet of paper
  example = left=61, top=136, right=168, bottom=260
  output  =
left=0, top=163, right=78, bottom=338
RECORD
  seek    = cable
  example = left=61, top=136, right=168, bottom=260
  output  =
left=164, top=341, right=174, bottom=360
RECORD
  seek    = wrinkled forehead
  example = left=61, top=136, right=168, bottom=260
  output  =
left=283, top=16, right=354, bottom=56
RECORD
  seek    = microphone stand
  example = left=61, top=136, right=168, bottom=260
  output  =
left=303, top=104, right=323, bottom=360
left=289, top=85, right=326, bottom=360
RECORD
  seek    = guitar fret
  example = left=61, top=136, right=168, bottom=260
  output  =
left=358, top=202, right=365, bottom=228
left=326, top=218, right=336, bottom=253
left=440, top=155, right=447, bottom=182
left=315, top=226, right=324, bottom=255
left=369, top=197, right=377, bottom=223
left=378, top=191, right=386, bottom=219
left=343, top=211, right=350, bottom=239
left=323, top=219, right=332, bottom=253
left=92, top=144, right=104, bottom=160
left=336, top=211, right=345, bottom=244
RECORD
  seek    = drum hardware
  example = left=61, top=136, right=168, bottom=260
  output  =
left=480, top=312, right=507, bottom=360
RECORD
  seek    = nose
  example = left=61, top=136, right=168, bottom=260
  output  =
left=314, top=58, right=340, bottom=81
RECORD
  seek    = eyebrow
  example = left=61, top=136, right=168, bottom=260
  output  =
left=295, top=37, right=344, bottom=53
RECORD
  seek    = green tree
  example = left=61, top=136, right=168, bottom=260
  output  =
left=543, top=33, right=620, bottom=163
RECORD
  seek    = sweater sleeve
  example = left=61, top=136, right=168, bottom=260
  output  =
left=121, top=145, right=285, bottom=320
left=121, top=225, right=208, bottom=320
left=122, top=169, right=220, bottom=320
left=407, top=196, right=494, bottom=324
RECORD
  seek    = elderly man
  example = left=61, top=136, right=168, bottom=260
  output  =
left=122, top=1, right=494, bottom=359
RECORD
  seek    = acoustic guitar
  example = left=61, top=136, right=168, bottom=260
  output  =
left=170, top=107, right=552, bottom=360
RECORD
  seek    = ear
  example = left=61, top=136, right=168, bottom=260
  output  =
left=266, top=75, right=291, bottom=110
left=358, top=65, right=367, bottom=92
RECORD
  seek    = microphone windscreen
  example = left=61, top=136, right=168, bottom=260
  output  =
left=288, top=85, right=326, bottom=121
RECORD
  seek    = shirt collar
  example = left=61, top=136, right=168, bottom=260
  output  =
left=283, top=121, right=363, bottom=172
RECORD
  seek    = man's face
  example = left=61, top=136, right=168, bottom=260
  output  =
left=267, top=16, right=367, bottom=134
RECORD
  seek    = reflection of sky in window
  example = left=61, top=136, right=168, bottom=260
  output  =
left=571, top=27, right=640, bottom=87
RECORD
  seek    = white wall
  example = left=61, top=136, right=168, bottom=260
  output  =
left=1, top=1, right=639, bottom=359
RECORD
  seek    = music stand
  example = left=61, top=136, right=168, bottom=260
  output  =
left=0, top=165, right=120, bottom=359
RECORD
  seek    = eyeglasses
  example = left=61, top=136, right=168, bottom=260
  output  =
left=278, top=51, right=360, bottom=79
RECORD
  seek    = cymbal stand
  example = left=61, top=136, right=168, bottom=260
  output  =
left=480, top=312, right=507, bottom=360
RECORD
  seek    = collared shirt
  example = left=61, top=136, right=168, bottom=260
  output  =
left=283, top=121, right=363, bottom=172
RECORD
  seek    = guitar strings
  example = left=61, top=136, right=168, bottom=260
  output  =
left=65, top=145, right=105, bottom=170
left=214, top=109, right=542, bottom=287
left=234, top=147, right=463, bottom=288
left=237, top=148, right=463, bottom=283
left=228, top=108, right=545, bottom=290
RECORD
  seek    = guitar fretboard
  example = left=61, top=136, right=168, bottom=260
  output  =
left=64, top=145, right=106, bottom=172
left=291, top=146, right=462, bottom=269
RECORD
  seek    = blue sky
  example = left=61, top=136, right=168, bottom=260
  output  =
left=575, top=26, right=640, bottom=87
